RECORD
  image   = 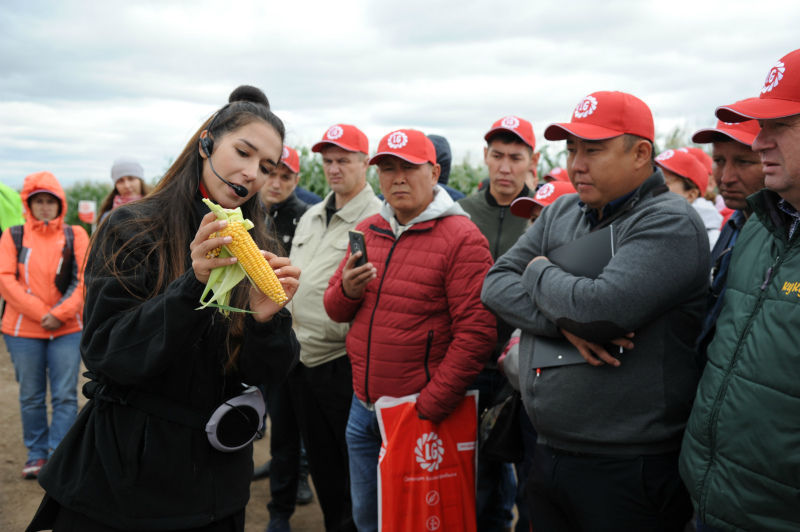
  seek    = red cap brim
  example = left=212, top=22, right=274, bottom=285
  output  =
left=543, top=123, right=623, bottom=142
left=510, top=197, right=537, bottom=218
left=484, top=126, right=534, bottom=148
left=311, top=140, right=363, bottom=154
left=716, top=98, right=800, bottom=122
left=368, top=152, right=431, bottom=166
left=691, top=127, right=757, bottom=146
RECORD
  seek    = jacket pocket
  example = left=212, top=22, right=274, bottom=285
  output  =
left=424, top=330, right=433, bottom=382
left=122, top=408, right=149, bottom=487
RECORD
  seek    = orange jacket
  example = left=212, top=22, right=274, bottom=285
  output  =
left=0, top=171, right=89, bottom=339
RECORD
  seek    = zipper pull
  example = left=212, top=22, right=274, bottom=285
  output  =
left=536, top=368, right=541, bottom=377
left=761, top=266, right=774, bottom=291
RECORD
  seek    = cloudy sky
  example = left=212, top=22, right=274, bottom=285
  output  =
left=1, top=0, right=798, bottom=190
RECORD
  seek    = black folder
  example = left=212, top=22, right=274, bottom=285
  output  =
left=533, top=225, right=615, bottom=368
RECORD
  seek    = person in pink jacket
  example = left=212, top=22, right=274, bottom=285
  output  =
left=0, top=171, right=88, bottom=479
left=324, top=129, right=497, bottom=532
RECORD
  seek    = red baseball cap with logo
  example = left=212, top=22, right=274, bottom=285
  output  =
left=692, top=105, right=761, bottom=146
left=655, top=149, right=709, bottom=193
left=369, top=129, right=437, bottom=166
left=510, top=181, right=577, bottom=218
left=544, top=91, right=655, bottom=143
left=484, top=116, right=536, bottom=149
left=311, top=124, right=369, bottom=154
left=682, top=147, right=712, bottom=176
left=716, top=49, right=800, bottom=122
left=544, top=167, right=569, bottom=182
left=280, top=145, right=300, bottom=173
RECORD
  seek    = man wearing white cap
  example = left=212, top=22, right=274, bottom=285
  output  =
left=482, top=91, right=709, bottom=530
left=288, top=124, right=381, bottom=532
left=680, top=48, right=800, bottom=532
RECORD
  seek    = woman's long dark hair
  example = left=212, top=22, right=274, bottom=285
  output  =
left=89, top=85, right=285, bottom=370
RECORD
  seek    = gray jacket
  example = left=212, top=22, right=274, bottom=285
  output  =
left=482, top=170, right=709, bottom=456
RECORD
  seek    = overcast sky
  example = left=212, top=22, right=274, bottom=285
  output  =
left=1, top=0, right=798, bottom=190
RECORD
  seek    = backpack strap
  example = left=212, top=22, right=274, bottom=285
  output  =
left=9, top=225, right=26, bottom=281
left=55, top=225, right=75, bottom=294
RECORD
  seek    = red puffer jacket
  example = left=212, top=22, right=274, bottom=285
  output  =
left=324, top=211, right=496, bottom=423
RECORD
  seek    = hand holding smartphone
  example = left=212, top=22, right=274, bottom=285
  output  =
left=348, top=230, right=368, bottom=268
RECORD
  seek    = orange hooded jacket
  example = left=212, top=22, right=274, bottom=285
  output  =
left=0, top=171, right=89, bottom=339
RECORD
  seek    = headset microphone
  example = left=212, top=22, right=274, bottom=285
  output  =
left=201, top=136, right=249, bottom=198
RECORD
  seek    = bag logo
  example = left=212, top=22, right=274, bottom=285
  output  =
left=425, top=490, right=440, bottom=506
left=388, top=131, right=409, bottom=149
left=574, top=95, right=598, bottom=119
left=536, top=183, right=555, bottom=201
left=782, top=281, right=800, bottom=296
left=501, top=116, right=520, bottom=129
left=326, top=126, right=344, bottom=140
left=656, top=149, right=675, bottom=161
left=415, top=431, right=444, bottom=472
left=426, top=516, right=441, bottom=531
left=763, top=60, right=785, bottom=93
left=281, top=146, right=290, bottom=160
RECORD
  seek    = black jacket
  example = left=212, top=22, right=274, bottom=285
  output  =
left=38, top=193, right=299, bottom=530
left=266, top=191, right=311, bottom=256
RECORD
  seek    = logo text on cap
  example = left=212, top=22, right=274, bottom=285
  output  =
left=281, top=147, right=290, bottom=160
left=536, top=183, right=555, bottom=200
left=574, top=95, right=598, bottom=119
left=501, top=116, right=520, bottom=129
left=763, top=60, right=786, bottom=93
left=656, top=149, right=675, bottom=161
left=326, top=126, right=344, bottom=140
left=388, top=131, right=409, bottom=149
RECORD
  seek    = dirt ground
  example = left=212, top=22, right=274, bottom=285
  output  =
left=0, top=338, right=325, bottom=532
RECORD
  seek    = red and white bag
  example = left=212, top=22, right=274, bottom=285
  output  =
left=375, top=392, right=478, bottom=532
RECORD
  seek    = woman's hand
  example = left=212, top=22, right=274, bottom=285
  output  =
left=249, top=252, right=301, bottom=323
left=41, top=313, right=63, bottom=331
left=190, top=212, right=237, bottom=285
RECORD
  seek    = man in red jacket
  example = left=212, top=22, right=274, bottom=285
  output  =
left=324, top=129, right=497, bottom=532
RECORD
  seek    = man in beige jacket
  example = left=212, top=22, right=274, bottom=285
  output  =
left=288, top=124, right=381, bottom=532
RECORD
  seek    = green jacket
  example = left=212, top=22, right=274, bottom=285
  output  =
left=458, top=184, right=533, bottom=261
left=680, top=189, right=800, bottom=532
left=0, top=181, right=24, bottom=232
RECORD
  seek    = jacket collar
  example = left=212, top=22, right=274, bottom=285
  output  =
left=317, top=183, right=377, bottom=224
left=586, top=168, right=669, bottom=231
left=749, top=189, right=797, bottom=242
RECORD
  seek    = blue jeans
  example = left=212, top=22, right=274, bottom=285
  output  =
left=5, top=333, right=81, bottom=461
left=345, top=395, right=382, bottom=532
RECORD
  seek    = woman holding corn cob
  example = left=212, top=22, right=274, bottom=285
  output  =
left=28, top=86, right=301, bottom=532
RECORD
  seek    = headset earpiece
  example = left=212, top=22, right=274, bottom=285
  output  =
left=200, top=136, right=214, bottom=157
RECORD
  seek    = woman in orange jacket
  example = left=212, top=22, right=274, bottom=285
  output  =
left=0, top=171, right=89, bottom=479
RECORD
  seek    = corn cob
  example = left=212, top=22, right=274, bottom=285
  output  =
left=216, top=220, right=287, bottom=305
left=198, top=199, right=288, bottom=312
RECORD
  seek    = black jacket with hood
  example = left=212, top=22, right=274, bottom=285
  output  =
left=38, top=191, right=299, bottom=530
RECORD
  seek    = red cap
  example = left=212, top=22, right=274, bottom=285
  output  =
left=716, top=49, right=800, bottom=122
left=655, top=149, right=709, bottom=193
left=510, top=181, right=577, bottom=218
left=311, top=124, right=369, bottom=155
left=484, top=116, right=536, bottom=149
left=544, top=91, right=655, bottom=143
left=280, top=145, right=300, bottom=173
left=682, top=147, right=712, bottom=175
left=544, top=167, right=570, bottom=182
left=369, top=129, right=436, bottom=166
left=692, top=111, right=761, bottom=147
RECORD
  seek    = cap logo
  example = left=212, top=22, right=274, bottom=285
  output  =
left=574, top=95, right=598, bottom=119
left=326, top=126, right=344, bottom=140
left=656, top=149, right=675, bottom=161
left=281, top=147, right=290, bottom=160
left=677, top=147, right=689, bottom=154
left=501, top=116, right=520, bottom=129
left=387, top=131, right=409, bottom=149
left=551, top=168, right=563, bottom=175
left=763, top=60, right=786, bottom=93
left=535, top=183, right=555, bottom=200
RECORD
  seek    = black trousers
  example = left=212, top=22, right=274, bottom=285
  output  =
left=290, top=357, right=356, bottom=532
left=264, top=368, right=303, bottom=520
left=527, top=444, right=692, bottom=532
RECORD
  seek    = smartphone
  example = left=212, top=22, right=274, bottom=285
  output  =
left=348, top=230, right=368, bottom=268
